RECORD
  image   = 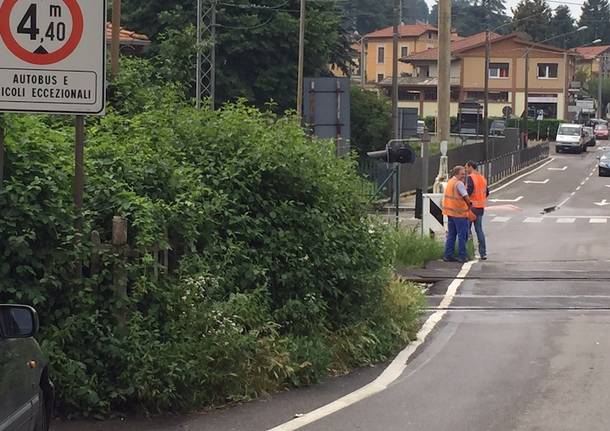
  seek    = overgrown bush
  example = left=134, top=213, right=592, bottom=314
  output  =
left=0, top=58, right=425, bottom=417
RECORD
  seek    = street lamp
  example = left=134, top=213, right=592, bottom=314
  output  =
left=523, top=26, right=588, bottom=146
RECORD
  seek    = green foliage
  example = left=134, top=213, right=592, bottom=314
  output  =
left=350, top=87, right=392, bottom=156
left=430, top=0, right=509, bottom=37
left=390, top=228, right=444, bottom=268
left=0, top=59, right=426, bottom=417
left=506, top=118, right=561, bottom=140
left=578, top=0, right=610, bottom=45
left=511, top=0, right=553, bottom=42
left=423, top=116, right=458, bottom=133
left=121, top=0, right=353, bottom=111
left=343, top=0, right=429, bottom=35
left=549, top=6, right=577, bottom=48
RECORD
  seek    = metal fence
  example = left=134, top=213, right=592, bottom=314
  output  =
left=478, top=143, right=549, bottom=185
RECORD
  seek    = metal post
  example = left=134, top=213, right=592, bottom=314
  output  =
left=196, top=0, right=217, bottom=110
left=524, top=50, right=529, bottom=148
left=74, top=116, right=85, bottom=233
left=111, top=0, right=121, bottom=77
left=483, top=30, right=490, bottom=159
left=392, top=0, right=400, bottom=215
left=437, top=0, right=451, bottom=142
left=0, top=114, right=4, bottom=190
left=196, top=0, right=202, bottom=109
left=422, top=131, right=430, bottom=193
left=297, top=0, right=306, bottom=117
left=392, top=0, right=400, bottom=140
left=360, top=37, right=366, bottom=88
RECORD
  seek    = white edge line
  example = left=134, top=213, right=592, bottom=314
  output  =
left=490, top=158, right=555, bottom=194
left=266, top=261, right=476, bottom=431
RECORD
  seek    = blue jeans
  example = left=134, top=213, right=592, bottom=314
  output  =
left=444, top=216, right=469, bottom=261
left=470, top=212, right=487, bottom=257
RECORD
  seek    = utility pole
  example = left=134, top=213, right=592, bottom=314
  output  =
left=392, top=0, right=401, bottom=209
left=297, top=0, right=306, bottom=117
left=196, top=0, right=217, bottom=110
left=598, top=55, right=604, bottom=119
left=437, top=0, right=451, bottom=142
left=111, top=0, right=121, bottom=77
left=483, top=29, right=490, bottom=159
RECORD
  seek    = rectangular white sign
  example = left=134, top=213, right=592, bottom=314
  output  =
left=0, top=0, right=106, bottom=115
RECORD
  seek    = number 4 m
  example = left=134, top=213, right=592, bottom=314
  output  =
left=17, top=4, right=66, bottom=42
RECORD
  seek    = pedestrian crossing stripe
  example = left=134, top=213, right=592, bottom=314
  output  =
left=490, top=217, right=610, bottom=224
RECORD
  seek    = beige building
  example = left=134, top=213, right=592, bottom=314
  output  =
left=387, top=32, right=579, bottom=120
left=359, top=24, right=462, bottom=84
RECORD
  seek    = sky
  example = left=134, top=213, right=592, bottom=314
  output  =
left=423, top=0, right=587, bottom=21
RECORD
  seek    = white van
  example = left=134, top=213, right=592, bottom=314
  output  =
left=555, top=123, right=587, bottom=153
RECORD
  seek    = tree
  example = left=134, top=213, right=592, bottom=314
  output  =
left=549, top=6, right=576, bottom=48
left=430, top=0, right=508, bottom=36
left=350, top=88, right=392, bottom=156
left=511, top=0, right=553, bottom=42
left=121, top=0, right=354, bottom=112
left=578, top=0, right=610, bottom=45
left=342, top=0, right=429, bottom=35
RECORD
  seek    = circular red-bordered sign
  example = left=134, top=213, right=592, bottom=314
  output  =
left=0, top=0, right=84, bottom=65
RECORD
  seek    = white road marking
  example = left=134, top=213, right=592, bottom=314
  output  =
left=524, top=217, right=543, bottom=223
left=548, top=166, right=568, bottom=171
left=557, top=197, right=572, bottom=208
left=594, top=199, right=610, bottom=206
left=490, top=158, right=555, bottom=194
left=581, top=181, right=586, bottom=186
left=557, top=218, right=576, bottom=223
left=590, top=218, right=608, bottom=224
left=266, top=261, right=476, bottom=431
left=523, top=179, right=549, bottom=184
left=576, top=186, right=582, bottom=191
left=488, top=196, right=523, bottom=203
left=605, top=185, right=610, bottom=188
left=545, top=215, right=610, bottom=219
left=491, top=216, right=511, bottom=222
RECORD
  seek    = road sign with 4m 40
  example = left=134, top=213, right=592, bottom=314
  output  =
left=0, top=0, right=106, bottom=115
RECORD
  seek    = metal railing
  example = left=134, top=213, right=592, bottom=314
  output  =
left=479, top=143, right=549, bottom=185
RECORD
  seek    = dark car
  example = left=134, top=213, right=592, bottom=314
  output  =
left=599, top=151, right=610, bottom=176
left=489, top=119, right=506, bottom=136
left=0, top=305, right=53, bottom=431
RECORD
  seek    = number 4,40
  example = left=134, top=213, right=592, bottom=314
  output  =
left=17, top=4, right=66, bottom=42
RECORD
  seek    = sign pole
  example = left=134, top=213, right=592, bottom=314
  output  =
left=0, top=113, right=4, bottom=189
left=111, top=0, right=121, bottom=76
left=74, top=115, right=85, bottom=232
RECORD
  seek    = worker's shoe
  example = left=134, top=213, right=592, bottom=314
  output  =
left=443, top=256, right=457, bottom=262
left=480, top=255, right=488, bottom=261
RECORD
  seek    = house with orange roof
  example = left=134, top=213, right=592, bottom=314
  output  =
left=105, top=22, right=151, bottom=54
left=357, top=24, right=461, bottom=84
left=574, top=45, right=610, bottom=78
left=388, top=32, right=580, bottom=120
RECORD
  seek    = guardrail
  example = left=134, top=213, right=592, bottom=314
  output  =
left=478, top=143, right=550, bottom=185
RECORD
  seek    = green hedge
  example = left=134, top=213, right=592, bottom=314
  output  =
left=0, top=58, right=425, bottom=417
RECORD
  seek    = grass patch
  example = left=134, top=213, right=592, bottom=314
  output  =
left=392, top=228, right=444, bottom=268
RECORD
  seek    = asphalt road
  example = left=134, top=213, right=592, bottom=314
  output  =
left=54, top=142, right=610, bottom=431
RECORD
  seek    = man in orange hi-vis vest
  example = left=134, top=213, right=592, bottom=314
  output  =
left=442, top=166, right=473, bottom=263
left=466, top=161, right=490, bottom=260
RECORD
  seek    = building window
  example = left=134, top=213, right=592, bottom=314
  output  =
left=466, top=91, right=509, bottom=102
left=489, top=63, right=509, bottom=78
left=377, top=73, right=384, bottom=82
left=401, top=46, right=409, bottom=58
left=423, top=88, right=437, bottom=101
left=377, top=46, right=385, bottom=64
left=398, top=89, right=420, bottom=101
left=537, top=63, right=558, bottom=79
